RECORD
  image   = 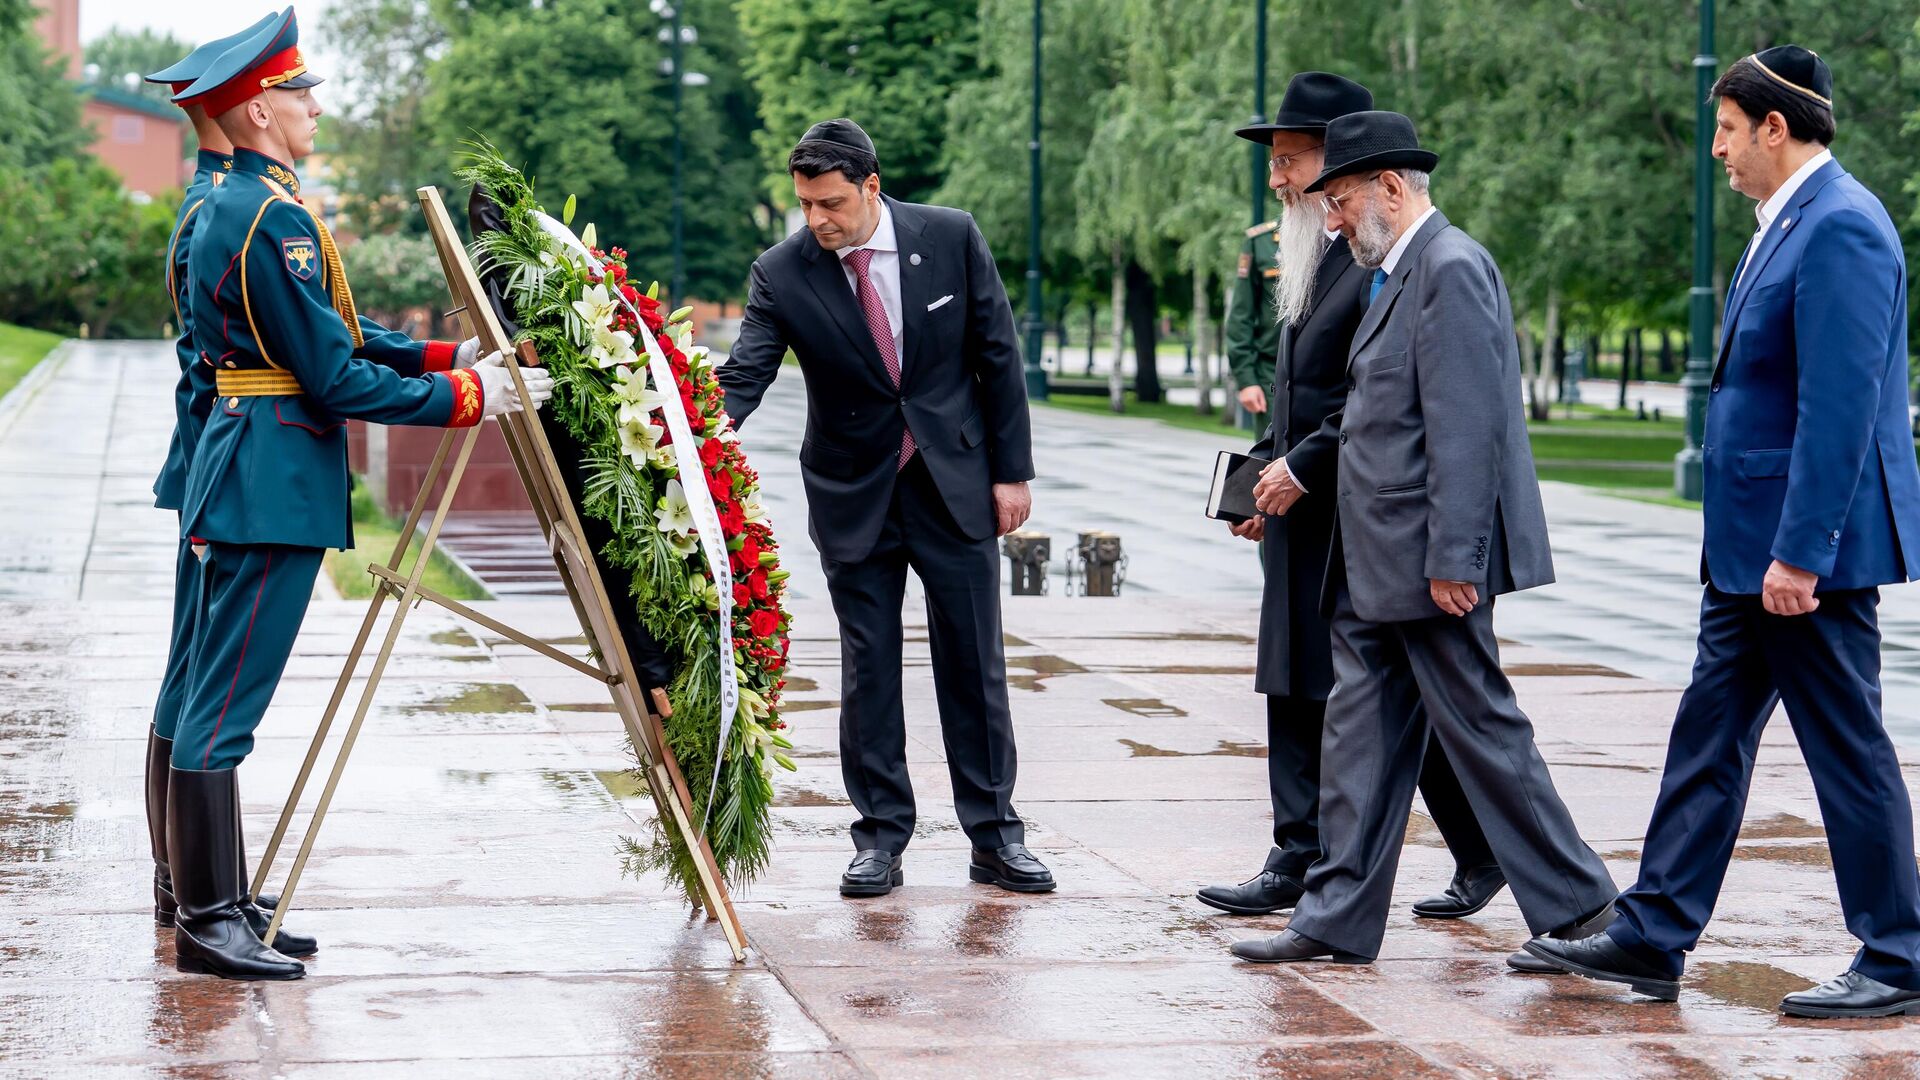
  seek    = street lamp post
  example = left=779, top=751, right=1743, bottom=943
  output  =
left=1022, top=0, right=1049, bottom=400
left=1676, top=0, right=1715, bottom=500
left=653, top=0, right=707, bottom=306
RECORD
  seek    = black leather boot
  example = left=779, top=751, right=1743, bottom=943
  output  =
left=231, top=782, right=316, bottom=957
left=167, top=767, right=305, bottom=981
left=146, top=728, right=175, bottom=926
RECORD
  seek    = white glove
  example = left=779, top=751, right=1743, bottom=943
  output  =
left=472, top=351, right=553, bottom=418
left=453, top=337, right=481, bottom=368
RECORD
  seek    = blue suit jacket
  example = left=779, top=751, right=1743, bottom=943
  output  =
left=1703, top=159, right=1920, bottom=593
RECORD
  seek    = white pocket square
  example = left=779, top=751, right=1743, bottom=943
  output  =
left=927, top=295, right=954, bottom=312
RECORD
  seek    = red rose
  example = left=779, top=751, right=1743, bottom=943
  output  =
left=717, top=500, right=746, bottom=535
left=749, top=570, right=770, bottom=600
left=732, top=583, right=752, bottom=607
left=749, top=608, right=780, bottom=639
left=699, top=437, right=724, bottom=468
left=732, top=535, right=762, bottom=573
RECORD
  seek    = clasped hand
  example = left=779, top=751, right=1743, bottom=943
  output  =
left=1252, top=458, right=1303, bottom=516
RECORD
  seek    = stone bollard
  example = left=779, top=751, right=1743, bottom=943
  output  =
left=1002, top=531, right=1050, bottom=596
left=1069, top=531, right=1125, bottom=597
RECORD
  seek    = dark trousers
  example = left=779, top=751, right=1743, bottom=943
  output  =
left=153, top=534, right=202, bottom=741
left=171, top=543, right=324, bottom=771
left=820, top=457, right=1023, bottom=854
left=1288, top=586, right=1616, bottom=959
left=1264, top=694, right=1493, bottom=877
left=1610, top=586, right=1920, bottom=987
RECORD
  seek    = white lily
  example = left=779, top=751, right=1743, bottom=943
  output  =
left=571, top=282, right=615, bottom=330
left=617, top=417, right=662, bottom=466
left=742, top=490, right=769, bottom=525
left=589, top=322, right=636, bottom=369
left=655, top=479, right=698, bottom=555
left=610, top=365, right=671, bottom=427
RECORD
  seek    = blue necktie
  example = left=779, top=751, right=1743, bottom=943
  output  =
left=1367, top=268, right=1388, bottom=307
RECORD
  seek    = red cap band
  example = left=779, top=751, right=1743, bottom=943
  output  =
left=185, top=47, right=308, bottom=119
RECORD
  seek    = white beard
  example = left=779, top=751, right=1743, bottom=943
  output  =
left=1273, top=195, right=1332, bottom=326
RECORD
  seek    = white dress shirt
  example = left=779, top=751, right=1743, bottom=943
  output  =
left=835, top=200, right=904, bottom=362
left=1736, top=149, right=1834, bottom=289
left=1381, top=205, right=1441, bottom=277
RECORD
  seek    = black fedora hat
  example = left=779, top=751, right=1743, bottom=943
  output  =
left=1304, top=111, right=1439, bottom=193
left=1233, top=72, right=1372, bottom=144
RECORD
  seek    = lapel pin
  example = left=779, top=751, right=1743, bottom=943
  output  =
left=1781, top=217, right=1794, bottom=231
left=909, top=253, right=922, bottom=266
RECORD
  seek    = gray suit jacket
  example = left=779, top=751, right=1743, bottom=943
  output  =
left=1328, top=210, right=1554, bottom=623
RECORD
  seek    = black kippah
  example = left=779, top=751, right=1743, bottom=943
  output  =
left=1750, top=45, right=1833, bottom=110
left=795, top=118, right=876, bottom=159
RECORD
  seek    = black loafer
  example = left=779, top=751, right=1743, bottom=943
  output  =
left=1523, top=933, right=1680, bottom=1001
left=1506, top=950, right=1561, bottom=974
left=1230, top=928, right=1368, bottom=964
left=1781, top=970, right=1920, bottom=1018
left=840, top=849, right=902, bottom=897
left=968, top=843, right=1056, bottom=893
left=1197, top=848, right=1305, bottom=915
left=1412, top=863, right=1506, bottom=919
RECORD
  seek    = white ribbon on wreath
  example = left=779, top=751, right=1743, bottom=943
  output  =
left=535, top=212, right=740, bottom=834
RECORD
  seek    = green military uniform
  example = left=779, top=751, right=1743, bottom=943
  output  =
left=1225, top=219, right=1284, bottom=431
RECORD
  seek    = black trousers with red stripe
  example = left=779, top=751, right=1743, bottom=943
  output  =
left=171, top=543, right=324, bottom=771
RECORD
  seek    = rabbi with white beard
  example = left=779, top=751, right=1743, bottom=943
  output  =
left=1198, top=74, right=1530, bottom=969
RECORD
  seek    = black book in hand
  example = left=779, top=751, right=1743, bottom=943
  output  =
left=1206, top=451, right=1265, bottom=524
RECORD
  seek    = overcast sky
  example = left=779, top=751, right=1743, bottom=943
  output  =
left=79, top=0, right=349, bottom=100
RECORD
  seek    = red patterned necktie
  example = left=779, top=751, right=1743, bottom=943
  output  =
left=845, top=247, right=916, bottom=470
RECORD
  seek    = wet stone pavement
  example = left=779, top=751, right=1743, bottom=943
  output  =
left=6, top=342, right=1920, bottom=1077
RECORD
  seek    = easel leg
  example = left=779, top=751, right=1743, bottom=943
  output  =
left=251, top=431, right=458, bottom=902
left=262, top=427, right=480, bottom=948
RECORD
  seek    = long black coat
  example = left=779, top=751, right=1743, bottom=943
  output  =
left=719, top=196, right=1034, bottom=563
left=1249, top=236, right=1368, bottom=699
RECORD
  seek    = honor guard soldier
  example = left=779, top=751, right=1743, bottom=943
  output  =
left=164, top=7, right=551, bottom=981
left=1225, top=218, right=1283, bottom=430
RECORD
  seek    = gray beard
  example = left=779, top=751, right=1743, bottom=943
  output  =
left=1349, top=202, right=1398, bottom=270
left=1273, top=197, right=1331, bottom=326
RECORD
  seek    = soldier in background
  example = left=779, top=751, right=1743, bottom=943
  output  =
left=1225, top=218, right=1282, bottom=431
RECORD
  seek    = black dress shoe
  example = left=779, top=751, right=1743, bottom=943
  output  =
left=1197, top=848, right=1305, bottom=915
left=231, top=788, right=315, bottom=957
left=840, top=850, right=902, bottom=897
left=1506, top=950, right=1561, bottom=974
left=1230, top=928, right=1368, bottom=964
left=1412, top=863, right=1506, bottom=919
left=1523, top=932, right=1678, bottom=1001
left=969, top=844, right=1056, bottom=893
left=1781, top=971, right=1920, bottom=1018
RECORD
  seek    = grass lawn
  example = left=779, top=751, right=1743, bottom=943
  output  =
left=1036, top=390, right=1246, bottom=441
left=324, top=485, right=491, bottom=601
left=0, top=322, right=64, bottom=401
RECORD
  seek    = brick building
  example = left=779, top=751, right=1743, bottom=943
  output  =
left=35, top=0, right=189, bottom=197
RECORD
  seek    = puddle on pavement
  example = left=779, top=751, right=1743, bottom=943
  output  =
left=430, top=629, right=479, bottom=649
left=782, top=676, right=820, bottom=693
left=843, top=989, right=920, bottom=1017
left=1733, top=842, right=1832, bottom=868
left=1502, top=662, right=1631, bottom=678
left=1103, top=698, right=1188, bottom=719
left=1403, top=813, right=1446, bottom=848
left=0, top=799, right=77, bottom=860
left=1739, top=813, right=1825, bottom=840
left=1689, top=959, right=1811, bottom=1013
left=773, top=785, right=847, bottom=807
left=1002, top=633, right=1032, bottom=648
left=1006, top=654, right=1090, bottom=692
left=951, top=901, right=1021, bottom=957
left=778, top=700, right=839, bottom=713
left=1118, top=738, right=1264, bottom=759
left=851, top=907, right=911, bottom=944
left=548, top=703, right=617, bottom=713
left=406, top=683, right=534, bottom=714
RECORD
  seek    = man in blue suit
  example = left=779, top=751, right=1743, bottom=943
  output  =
left=1528, top=46, right=1920, bottom=1019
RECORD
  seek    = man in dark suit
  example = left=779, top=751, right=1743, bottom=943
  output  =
left=1230, top=112, right=1617, bottom=966
left=1200, top=74, right=1517, bottom=961
left=1528, top=48, right=1920, bottom=1019
left=719, top=119, right=1051, bottom=898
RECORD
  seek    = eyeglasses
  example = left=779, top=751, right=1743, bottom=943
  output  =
left=1323, top=173, right=1384, bottom=214
left=1267, top=143, right=1323, bottom=174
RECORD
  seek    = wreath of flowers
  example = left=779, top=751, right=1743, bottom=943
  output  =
left=460, top=143, right=794, bottom=903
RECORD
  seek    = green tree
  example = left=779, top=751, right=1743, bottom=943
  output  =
left=737, top=0, right=980, bottom=204
left=346, top=232, right=447, bottom=325
left=83, top=28, right=192, bottom=110
left=0, top=5, right=87, bottom=171
left=426, top=0, right=765, bottom=301
left=0, top=158, right=175, bottom=336
left=319, top=0, right=449, bottom=235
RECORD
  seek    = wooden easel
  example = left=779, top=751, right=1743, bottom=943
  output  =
left=247, top=186, right=748, bottom=961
